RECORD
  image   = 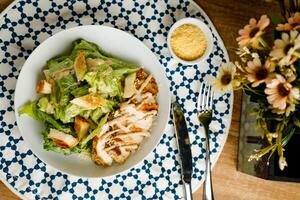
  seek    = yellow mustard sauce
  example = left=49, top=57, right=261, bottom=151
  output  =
left=171, top=24, right=207, bottom=61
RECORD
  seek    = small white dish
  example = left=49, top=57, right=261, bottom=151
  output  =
left=14, top=25, right=171, bottom=178
left=167, top=18, right=214, bottom=65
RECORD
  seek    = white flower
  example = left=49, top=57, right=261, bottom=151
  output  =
left=213, top=63, right=237, bottom=92
left=279, top=156, right=288, bottom=171
left=270, top=31, right=300, bottom=66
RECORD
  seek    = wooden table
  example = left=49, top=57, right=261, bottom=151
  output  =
left=1, top=0, right=300, bottom=199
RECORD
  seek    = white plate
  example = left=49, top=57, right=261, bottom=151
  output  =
left=14, top=25, right=171, bottom=178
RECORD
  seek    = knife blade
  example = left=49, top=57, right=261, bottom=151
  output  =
left=172, top=102, right=193, bottom=184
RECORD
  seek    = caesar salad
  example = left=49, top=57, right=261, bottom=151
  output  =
left=19, top=39, right=159, bottom=166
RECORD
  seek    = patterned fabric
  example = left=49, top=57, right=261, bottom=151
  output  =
left=0, top=0, right=232, bottom=199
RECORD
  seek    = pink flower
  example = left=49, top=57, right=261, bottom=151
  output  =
left=277, top=12, right=300, bottom=31
left=237, top=15, right=270, bottom=48
left=265, top=75, right=299, bottom=110
left=245, top=58, right=274, bottom=87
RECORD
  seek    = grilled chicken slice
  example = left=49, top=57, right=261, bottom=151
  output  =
left=91, top=68, right=158, bottom=166
left=92, top=136, right=113, bottom=166
left=36, top=80, right=52, bottom=94
left=108, top=147, right=130, bottom=164
left=48, top=129, right=78, bottom=148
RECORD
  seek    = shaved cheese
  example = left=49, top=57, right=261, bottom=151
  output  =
left=74, top=51, right=87, bottom=81
left=123, top=73, right=137, bottom=98
left=71, top=94, right=106, bottom=109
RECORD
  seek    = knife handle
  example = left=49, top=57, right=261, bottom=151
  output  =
left=183, top=181, right=193, bottom=200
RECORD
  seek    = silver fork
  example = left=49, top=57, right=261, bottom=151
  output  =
left=197, top=82, right=214, bottom=200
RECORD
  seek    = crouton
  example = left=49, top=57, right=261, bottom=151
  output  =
left=36, top=80, right=52, bottom=94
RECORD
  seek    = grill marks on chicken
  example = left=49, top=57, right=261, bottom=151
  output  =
left=92, top=69, right=158, bottom=166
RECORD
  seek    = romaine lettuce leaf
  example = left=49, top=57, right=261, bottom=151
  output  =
left=54, top=104, right=83, bottom=123
left=37, top=97, right=54, bottom=114
left=90, top=108, right=103, bottom=123
left=71, top=85, right=89, bottom=97
left=72, top=39, right=138, bottom=69
left=56, top=75, right=78, bottom=106
left=81, top=113, right=108, bottom=147
left=19, top=101, right=71, bottom=133
left=18, top=101, right=40, bottom=120
left=83, top=71, right=122, bottom=98
left=47, top=56, right=73, bottom=72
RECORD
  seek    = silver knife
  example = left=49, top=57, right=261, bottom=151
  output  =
left=172, top=102, right=193, bottom=200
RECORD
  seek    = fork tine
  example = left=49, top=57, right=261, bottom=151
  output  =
left=201, top=82, right=208, bottom=110
left=206, top=85, right=211, bottom=110
left=210, top=90, right=214, bottom=110
left=197, top=82, right=204, bottom=111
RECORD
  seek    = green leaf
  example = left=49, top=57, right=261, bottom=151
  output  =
left=81, top=113, right=108, bottom=147
left=91, top=108, right=103, bottom=123
left=18, top=101, right=40, bottom=120
left=71, top=85, right=89, bottom=97
left=282, top=125, right=296, bottom=147
left=83, top=71, right=123, bottom=98
left=55, top=104, right=83, bottom=123
left=47, top=56, right=73, bottom=72
left=56, top=75, right=78, bottom=106
left=19, top=101, right=71, bottom=133
left=37, top=110, right=71, bottom=133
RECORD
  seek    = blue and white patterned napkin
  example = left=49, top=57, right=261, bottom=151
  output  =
left=0, top=0, right=231, bottom=199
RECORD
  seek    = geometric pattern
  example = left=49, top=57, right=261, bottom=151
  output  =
left=0, top=0, right=232, bottom=199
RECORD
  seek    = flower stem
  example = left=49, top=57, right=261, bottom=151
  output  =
left=243, top=84, right=265, bottom=96
left=258, top=37, right=269, bottom=49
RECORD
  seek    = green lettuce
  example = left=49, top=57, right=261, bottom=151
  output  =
left=81, top=113, right=108, bottom=147
left=19, top=101, right=71, bottom=133
left=18, top=101, right=40, bottom=120
left=42, top=129, right=90, bottom=155
left=71, top=85, right=89, bottom=97
left=56, top=75, right=78, bottom=106
left=71, top=39, right=138, bottom=69
left=83, top=71, right=122, bottom=98
left=47, top=56, right=73, bottom=72
left=54, top=104, right=83, bottom=123
left=37, top=97, right=54, bottom=114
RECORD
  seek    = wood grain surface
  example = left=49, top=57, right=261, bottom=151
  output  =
left=1, top=0, right=300, bottom=200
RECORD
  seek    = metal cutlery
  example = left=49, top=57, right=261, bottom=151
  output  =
left=172, top=102, right=193, bottom=200
left=197, top=82, right=214, bottom=200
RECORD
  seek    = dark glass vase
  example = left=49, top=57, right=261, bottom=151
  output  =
left=237, top=93, right=300, bottom=182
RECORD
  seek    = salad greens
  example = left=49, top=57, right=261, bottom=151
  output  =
left=19, top=39, right=139, bottom=155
